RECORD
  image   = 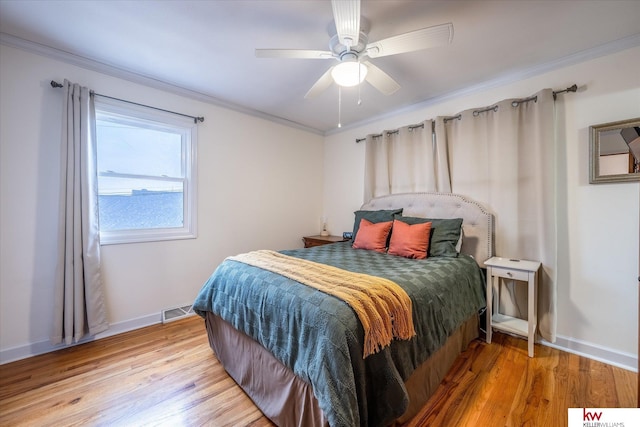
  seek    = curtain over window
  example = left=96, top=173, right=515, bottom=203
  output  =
left=363, top=120, right=450, bottom=201
left=435, top=88, right=557, bottom=342
left=52, top=79, right=109, bottom=345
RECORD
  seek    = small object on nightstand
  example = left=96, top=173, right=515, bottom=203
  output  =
left=303, top=235, right=349, bottom=248
left=485, top=256, right=541, bottom=357
left=320, top=218, right=329, bottom=236
left=342, top=231, right=353, bottom=239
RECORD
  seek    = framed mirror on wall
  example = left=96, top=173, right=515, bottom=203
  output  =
left=590, top=117, right=640, bottom=184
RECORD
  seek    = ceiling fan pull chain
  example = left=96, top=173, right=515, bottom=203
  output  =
left=358, top=62, right=362, bottom=106
left=338, top=86, right=342, bottom=128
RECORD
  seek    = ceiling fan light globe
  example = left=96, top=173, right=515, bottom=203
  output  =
left=331, top=62, right=368, bottom=87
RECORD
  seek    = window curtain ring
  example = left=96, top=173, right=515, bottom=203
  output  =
left=512, top=95, right=538, bottom=107
left=473, top=105, right=499, bottom=117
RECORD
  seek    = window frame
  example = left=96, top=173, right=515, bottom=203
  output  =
left=94, top=97, right=198, bottom=245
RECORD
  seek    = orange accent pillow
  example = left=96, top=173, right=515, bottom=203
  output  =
left=351, top=219, right=393, bottom=253
left=388, top=219, right=432, bottom=259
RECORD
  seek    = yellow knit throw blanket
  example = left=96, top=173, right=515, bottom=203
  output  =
left=228, top=250, right=416, bottom=358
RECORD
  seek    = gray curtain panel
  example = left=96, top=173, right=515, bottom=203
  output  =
left=436, top=89, right=557, bottom=342
left=363, top=119, right=450, bottom=201
left=52, top=79, right=108, bottom=345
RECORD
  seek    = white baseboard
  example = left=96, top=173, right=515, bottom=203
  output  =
left=3, top=316, right=637, bottom=373
left=0, top=312, right=161, bottom=365
left=541, top=335, right=638, bottom=372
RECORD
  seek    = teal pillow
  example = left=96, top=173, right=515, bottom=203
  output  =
left=352, top=209, right=403, bottom=242
left=394, top=215, right=463, bottom=257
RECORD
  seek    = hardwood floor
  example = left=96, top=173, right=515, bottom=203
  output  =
left=0, top=316, right=635, bottom=427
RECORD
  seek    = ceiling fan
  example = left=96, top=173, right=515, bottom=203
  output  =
left=255, top=0, right=453, bottom=99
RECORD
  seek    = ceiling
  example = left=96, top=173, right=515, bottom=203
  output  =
left=1, top=0, right=639, bottom=134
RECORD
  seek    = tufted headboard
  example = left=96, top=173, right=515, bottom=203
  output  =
left=360, top=192, right=494, bottom=268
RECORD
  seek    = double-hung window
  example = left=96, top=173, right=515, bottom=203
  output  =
left=95, top=97, right=197, bottom=245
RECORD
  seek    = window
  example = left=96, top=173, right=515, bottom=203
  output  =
left=95, top=97, right=197, bottom=244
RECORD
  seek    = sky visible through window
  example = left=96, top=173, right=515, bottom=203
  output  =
left=96, top=120, right=183, bottom=194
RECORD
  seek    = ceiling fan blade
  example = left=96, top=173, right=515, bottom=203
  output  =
left=255, top=49, right=334, bottom=59
left=331, top=0, right=361, bottom=49
left=363, top=62, right=400, bottom=95
left=305, top=67, right=336, bottom=99
left=365, top=22, right=453, bottom=58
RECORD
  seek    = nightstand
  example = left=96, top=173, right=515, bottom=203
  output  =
left=302, top=235, right=349, bottom=248
left=485, top=256, right=541, bottom=357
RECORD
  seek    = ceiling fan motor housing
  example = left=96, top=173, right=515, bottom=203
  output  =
left=330, top=32, right=369, bottom=60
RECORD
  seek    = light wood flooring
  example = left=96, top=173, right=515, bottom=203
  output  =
left=0, top=316, right=636, bottom=426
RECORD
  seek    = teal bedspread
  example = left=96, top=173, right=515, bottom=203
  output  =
left=193, top=242, right=485, bottom=427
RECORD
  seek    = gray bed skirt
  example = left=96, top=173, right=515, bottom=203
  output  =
left=204, top=312, right=479, bottom=426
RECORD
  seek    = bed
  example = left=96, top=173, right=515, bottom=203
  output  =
left=193, top=192, right=494, bottom=427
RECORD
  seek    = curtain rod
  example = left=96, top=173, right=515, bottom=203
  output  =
left=50, top=80, right=204, bottom=124
left=356, top=122, right=433, bottom=142
left=355, top=84, right=578, bottom=142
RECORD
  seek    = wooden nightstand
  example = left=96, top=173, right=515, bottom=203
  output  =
left=485, top=256, right=541, bottom=357
left=302, top=235, right=349, bottom=248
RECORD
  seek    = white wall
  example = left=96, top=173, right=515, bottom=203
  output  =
left=0, top=45, right=324, bottom=362
left=324, top=46, right=640, bottom=370
left=2, top=42, right=639, bottom=371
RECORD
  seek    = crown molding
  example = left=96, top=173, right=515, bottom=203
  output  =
left=3, top=31, right=639, bottom=138
left=326, top=32, right=640, bottom=136
left=0, top=32, right=324, bottom=136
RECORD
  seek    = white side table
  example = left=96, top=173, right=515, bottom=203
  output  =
left=485, top=257, right=541, bottom=357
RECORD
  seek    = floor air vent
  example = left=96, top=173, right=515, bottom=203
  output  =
left=162, top=304, right=196, bottom=324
